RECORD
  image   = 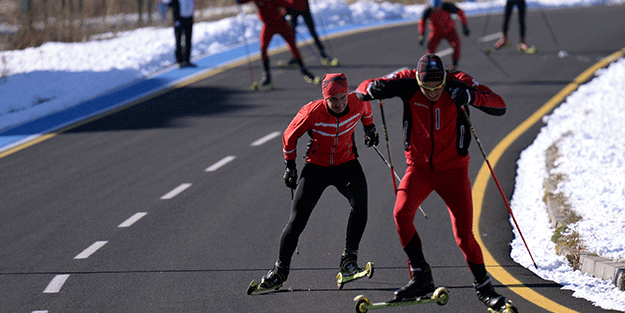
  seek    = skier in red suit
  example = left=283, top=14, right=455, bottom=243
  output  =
left=237, top=0, right=317, bottom=88
left=418, top=0, right=470, bottom=70
left=356, top=54, right=513, bottom=312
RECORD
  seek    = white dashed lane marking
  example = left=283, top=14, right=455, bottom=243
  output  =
left=160, top=183, right=192, bottom=199
left=251, top=131, right=281, bottom=146
left=74, top=241, right=108, bottom=259
left=118, top=212, right=147, bottom=227
left=43, top=274, right=70, bottom=293
left=205, top=155, right=236, bottom=172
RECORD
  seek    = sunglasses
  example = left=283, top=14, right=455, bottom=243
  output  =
left=416, top=71, right=446, bottom=91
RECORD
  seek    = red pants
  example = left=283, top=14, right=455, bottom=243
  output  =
left=427, top=30, right=461, bottom=66
left=394, top=164, right=484, bottom=265
left=260, top=20, right=302, bottom=62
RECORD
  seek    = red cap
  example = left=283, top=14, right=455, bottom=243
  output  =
left=322, top=73, right=348, bottom=99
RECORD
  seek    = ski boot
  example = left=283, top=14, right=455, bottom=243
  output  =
left=474, top=276, right=518, bottom=312
left=517, top=42, right=536, bottom=54
left=252, top=71, right=274, bottom=91
left=336, top=250, right=374, bottom=288
left=302, top=69, right=321, bottom=84
left=494, top=36, right=510, bottom=50
left=391, top=264, right=436, bottom=302
left=247, top=261, right=289, bottom=295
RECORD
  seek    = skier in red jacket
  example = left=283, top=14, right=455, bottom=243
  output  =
left=237, top=0, right=318, bottom=88
left=356, top=54, right=513, bottom=312
left=250, top=73, right=379, bottom=292
left=418, top=0, right=470, bottom=70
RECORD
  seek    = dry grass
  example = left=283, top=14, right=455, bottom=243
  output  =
left=544, top=132, right=585, bottom=270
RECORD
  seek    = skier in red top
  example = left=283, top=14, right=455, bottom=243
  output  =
left=237, top=0, right=318, bottom=88
left=249, top=73, right=379, bottom=292
left=356, top=54, right=513, bottom=312
left=418, top=0, right=470, bottom=70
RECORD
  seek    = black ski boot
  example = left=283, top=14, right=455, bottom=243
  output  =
left=474, top=276, right=507, bottom=311
left=294, top=59, right=320, bottom=84
left=258, top=71, right=273, bottom=89
left=391, top=264, right=435, bottom=302
left=259, top=261, right=289, bottom=290
left=340, top=249, right=362, bottom=277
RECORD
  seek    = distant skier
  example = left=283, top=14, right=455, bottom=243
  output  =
left=418, top=0, right=470, bottom=70
left=236, top=0, right=319, bottom=89
left=494, top=0, right=535, bottom=53
left=356, top=54, right=515, bottom=313
left=282, top=0, right=337, bottom=67
left=162, top=0, right=196, bottom=67
left=248, top=73, right=379, bottom=293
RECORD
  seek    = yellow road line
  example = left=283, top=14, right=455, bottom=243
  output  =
left=472, top=47, right=625, bottom=312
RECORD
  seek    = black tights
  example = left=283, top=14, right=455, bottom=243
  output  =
left=277, top=160, right=368, bottom=267
left=502, top=0, right=526, bottom=39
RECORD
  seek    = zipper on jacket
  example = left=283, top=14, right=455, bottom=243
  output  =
left=429, top=103, right=435, bottom=170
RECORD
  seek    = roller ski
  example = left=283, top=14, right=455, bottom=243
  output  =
left=353, top=287, right=449, bottom=312
left=337, top=262, right=374, bottom=289
left=321, top=57, right=340, bottom=67
left=485, top=36, right=510, bottom=54
left=302, top=70, right=321, bottom=85
left=517, top=43, right=536, bottom=54
left=336, top=250, right=374, bottom=289
left=246, top=261, right=288, bottom=295
left=251, top=72, right=274, bottom=91
left=278, top=58, right=298, bottom=69
left=488, top=300, right=519, bottom=313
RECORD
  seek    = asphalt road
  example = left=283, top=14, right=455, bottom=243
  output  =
left=1, top=4, right=624, bottom=313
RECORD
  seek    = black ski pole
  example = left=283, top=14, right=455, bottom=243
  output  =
left=535, top=0, right=559, bottom=48
left=377, top=100, right=427, bottom=219
left=466, top=35, right=511, bottom=78
left=459, top=105, right=538, bottom=269
left=237, top=7, right=255, bottom=86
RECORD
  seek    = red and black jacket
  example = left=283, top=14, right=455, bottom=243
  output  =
left=283, top=93, right=374, bottom=167
left=356, top=70, right=505, bottom=170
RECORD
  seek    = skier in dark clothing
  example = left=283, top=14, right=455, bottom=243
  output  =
left=494, top=0, right=534, bottom=53
left=250, top=73, right=379, bottom=292
left=237, top=0, right=319, bottom=89
left=355, top=54, right=515, bottom=312
left=418, top=0, right=470, bottom=70
left=163, top=0, right=195, bottom=67
left=283, top=0, right=337, bottom=67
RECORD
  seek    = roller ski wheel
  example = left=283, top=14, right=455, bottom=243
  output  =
left=246, top=279, right=282, bottom=295
left=517, top=43, right=536, bottom=54
left=251, top=81, right=274, bottom=91
left=488, top=300, right=519, bottom=313
left=321, top=57, right=340, bottom=67
left=336, top=262, right=374, bottom=289
left=303, top=74, right=321, bottom=85
left=353, top=287, right=449, bottom=312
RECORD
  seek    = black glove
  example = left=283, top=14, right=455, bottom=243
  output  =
left=357, top=92, right=372, bottom=101
left=367, top=80, right=386, bottom=99
left=418, top=34, right=425, bottom=46
left=448, top=84, right=474, bottom=109
left=363, top=124, right=379, bottom=147
left=463, top=24, right=470, bottom=37
left=283, top=160, right=298, bottom=189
